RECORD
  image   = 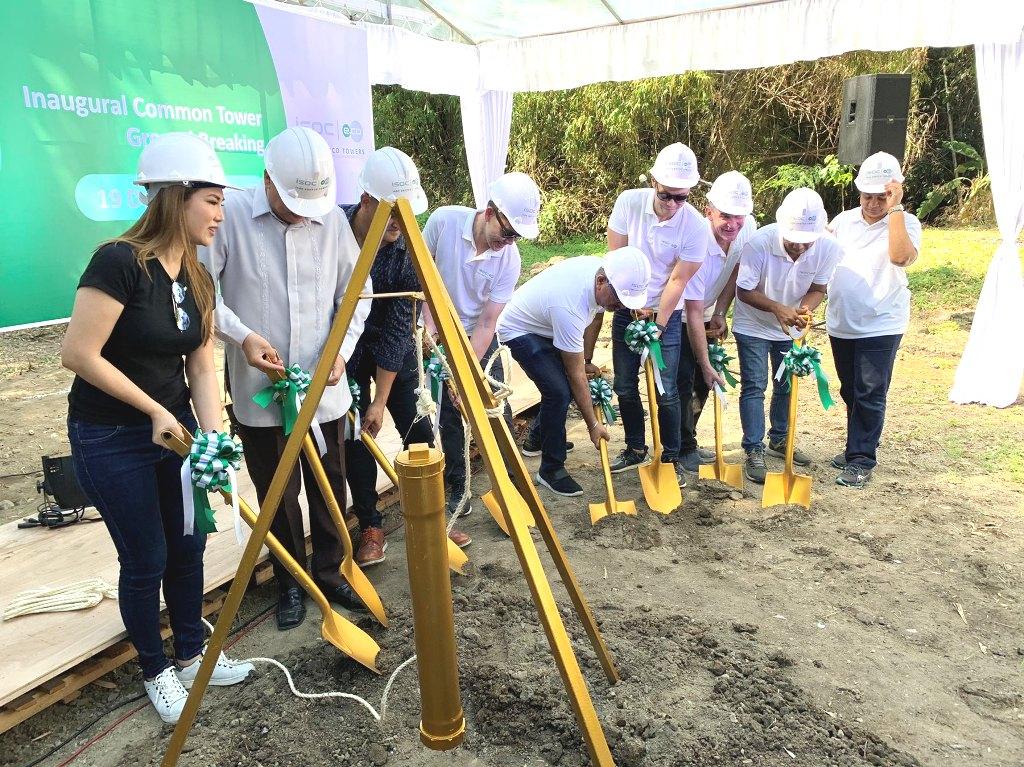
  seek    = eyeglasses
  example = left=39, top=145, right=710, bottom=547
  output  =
left=171, top=281, right=191, bottom=332
left=655, top=188, right=689, bottom=204
left=490, top=206, right=521, bottom=240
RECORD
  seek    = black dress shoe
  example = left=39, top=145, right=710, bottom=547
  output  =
left=276, top=586, right=306, bottom=630
left=321, top=581, right=367, bottom=612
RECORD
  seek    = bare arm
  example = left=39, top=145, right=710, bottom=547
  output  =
left=884, top=181, right=917, bottom=267
left=61, top=287, right=180, bottom=444
left=685, top=299, right=724, bottom=390
left=606, top=229, right=628, bottom=251
left=470, top=300, right=503, bottom=361
left=582, top=313, right=603, bottom=376
left=737, top=286, right=811, bottom=331
left=361, top=366, right=397, bottom=437
left=560, top=349, right=610, bottom=448
left=656, top=260, right=699, bottom=329
left=184, top=338, right=223, bottom=433
left=708, top=264, right=740, bottom=339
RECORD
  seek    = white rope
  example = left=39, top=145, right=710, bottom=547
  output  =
left=2, top=579, right=118, bottom=621
left=201, top=618, right=416, bottom=725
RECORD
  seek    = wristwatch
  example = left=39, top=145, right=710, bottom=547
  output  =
left=887, top=203, right=905, bottom=215
left=585, top=357, right=593, bottom=365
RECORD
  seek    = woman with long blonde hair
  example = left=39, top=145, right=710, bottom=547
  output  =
left=62, top=133, right=253, bottom=724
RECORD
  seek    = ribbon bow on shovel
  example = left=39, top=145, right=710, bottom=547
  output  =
left=589, top=377, right=616, bottom=424
left=775, top=343, right=834, bottom=410
left=180, top=429, right=244, bottom=543
left=707, top=341, right=740, bottom=390
left=252, top=364, right=329, bottom=454
left=423, top=344, right=449, bottom=433
left=624, top=318, right=667, bottom=394
left=345, top=378, right=362, bottom=440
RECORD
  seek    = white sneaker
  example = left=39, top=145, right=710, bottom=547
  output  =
left=175, top=649, right=254, bottom=689
left=144, top=666, right=189, bottom=724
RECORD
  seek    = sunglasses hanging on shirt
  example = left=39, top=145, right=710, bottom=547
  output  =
left=172, top=280, right=191, bottom=332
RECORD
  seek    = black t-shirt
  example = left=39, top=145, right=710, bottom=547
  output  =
left=67, top=242, right=204, bottom=425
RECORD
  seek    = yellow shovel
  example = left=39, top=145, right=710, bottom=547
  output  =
left=762, top=327, right=812, bottom=509
left=267, top=371, right=387, bottom=627
left=350, top=411, right=468, bottom=575
left=698, top=384, right=744, bottom=491
left=637, top=357, right=682, bottom=514
left=162, top=426, right=381, bottom=673
left=589, top=406, right=637, bottom=524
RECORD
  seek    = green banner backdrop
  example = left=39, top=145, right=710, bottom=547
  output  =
left=0, top=0, right=286, bottom=330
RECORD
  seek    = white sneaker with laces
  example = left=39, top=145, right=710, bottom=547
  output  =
left=175, top=649, right=254, bottom=689
left=144, top=666, right=189, bottom=724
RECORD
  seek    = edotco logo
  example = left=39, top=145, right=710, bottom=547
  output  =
left=294, top=118, right=364, bottom=143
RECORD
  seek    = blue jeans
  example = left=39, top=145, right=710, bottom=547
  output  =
left=439, top=337, right=512, bottom=499
left=69, top=412, right=205, bottom=679
left=612, top=308, right=683, bottom=462
left=504, top=333, right=572, bottom=476
left=830, top=334, right=902, bottom=469
left=734, top=332, right=794, bottom=453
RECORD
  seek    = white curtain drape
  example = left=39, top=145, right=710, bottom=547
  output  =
left=949, top=35, right=1024, bottom=407
left=459, top=90, right=514, bottom=209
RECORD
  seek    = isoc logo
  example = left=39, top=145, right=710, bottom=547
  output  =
left=294, top=118, right=364, bottom=143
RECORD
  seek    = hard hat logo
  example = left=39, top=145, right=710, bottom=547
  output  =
left=264, top=126, right=337, bottom=217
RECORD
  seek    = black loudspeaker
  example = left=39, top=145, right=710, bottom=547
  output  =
left=38, top=454, right=91, bottom=510
left=838, top=74, right=911, bottom=165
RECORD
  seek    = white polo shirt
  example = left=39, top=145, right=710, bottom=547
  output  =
left=826, top=207, right=922, bottom=339
left=423, top=206, right=521, bottom=333
left=497, top=256, right=602, bottom=354
left=682, top=215, right=758, bottom=322
left=733, top=223, right=843, bottom=341
left=608, top=189, right=708, bottom=309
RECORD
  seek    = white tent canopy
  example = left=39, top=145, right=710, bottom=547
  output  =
left=264, top=0, right=1024, bottom=407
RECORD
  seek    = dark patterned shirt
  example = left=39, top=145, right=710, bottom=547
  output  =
left=341, top=204, right=421, bottom=372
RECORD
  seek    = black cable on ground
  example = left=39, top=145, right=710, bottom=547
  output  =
left=16, top=600, right=276, bottom=767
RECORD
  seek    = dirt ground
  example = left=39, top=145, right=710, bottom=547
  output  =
left=1, top=306, right=1023, bottom=767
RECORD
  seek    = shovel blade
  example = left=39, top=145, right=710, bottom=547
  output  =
left=320, top=612, right=381, bottom=674
left=482, top=489, right=535, bottom=534
left=447, top=537, right=469, bottom=575
left=341, top=560, right=388, bottom=627
left=761, top=471, right=812, bottom=509
left=588, top=502, right=608, bottom=525
left=638, top=462, right=682, bottom=514
left=699, top=460, right=744, bottom=491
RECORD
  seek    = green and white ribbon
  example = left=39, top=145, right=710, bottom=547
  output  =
left=707, top=342, right=739, bottom=389
left=251, top=364, right=327, bottom=455
left=424, top=345, right=449, bottom=433
left=345, top=378, right=362, bottom=441
left=624, top=318, right=667, bottom=394
left=775, top=342, right=834, bottom=410
left=180, top=430, right=243, bottom=543
left=589, top=377, right=616, bottom=424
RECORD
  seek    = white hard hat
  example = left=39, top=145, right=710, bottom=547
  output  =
left=855, top=151, right=905, bottom=194
left=134, top=132, right=234, bottom=204
left=707, top=171, right=754, bottom=216
left=264, top=127, right=336, bottom=218
left=776, top=188, right=827, bottom=244
left=603, top=246, right=651, bottom=311
left=488, top=172, right=541, bottom=240
left=649, top=142, right=700, bottom=189
left=357, top=146, right=428, bottom=215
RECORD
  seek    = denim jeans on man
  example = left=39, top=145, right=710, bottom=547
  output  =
left=347, top=348, right=436, bottom=529
left=829, top=334, right=901, bottom=469
left=504, top=333, right=575, bottom=476
left=69, top=412, right=204, bottom=680
left=612, top=308, right=683, bottom=462
left=734, top=332, right=794, bottom=452
left=439, top=337, right=513, bottom=499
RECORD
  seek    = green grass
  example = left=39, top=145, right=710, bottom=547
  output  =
left=517, top=228, right=1022, bottom=313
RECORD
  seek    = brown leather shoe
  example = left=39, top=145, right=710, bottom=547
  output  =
left=448, top=528, right=472, bottom=549
left=356, top=526, right=387, bottom=567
